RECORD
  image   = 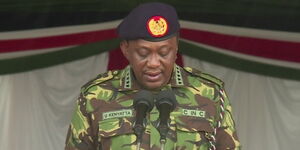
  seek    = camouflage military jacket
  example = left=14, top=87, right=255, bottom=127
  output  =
left=65, top=65, right=241, bottom=150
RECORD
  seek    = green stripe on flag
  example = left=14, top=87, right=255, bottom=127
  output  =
left=0, top=38, right=120, bottom=75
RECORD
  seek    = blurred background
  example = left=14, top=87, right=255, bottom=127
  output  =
left=0, top=0, right=300, bottom=150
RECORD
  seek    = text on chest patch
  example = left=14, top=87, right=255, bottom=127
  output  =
left=182, top=109, right=206, bottom=118
left=102, top=109, right=133, bottom=120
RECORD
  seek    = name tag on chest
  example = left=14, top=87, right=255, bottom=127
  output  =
left=182, top=109, right=206, bottom=118
left=102, top=109, right=133, bottom=120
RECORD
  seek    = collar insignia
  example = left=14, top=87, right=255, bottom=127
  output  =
left=147, top=16, right=168, bottom=37
left=124, top=68, right=132, bottom=89
left=175, top=65, right=184, bottom=86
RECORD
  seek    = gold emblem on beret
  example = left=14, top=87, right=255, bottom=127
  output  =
left=147, top=16, right=168, bottom=37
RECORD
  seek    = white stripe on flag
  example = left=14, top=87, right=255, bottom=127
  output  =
left=0, top=46, right=76, bottom=59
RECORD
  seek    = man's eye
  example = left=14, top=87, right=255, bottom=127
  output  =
left=160, top=52, right=169, bottom=57
left=159, top=49, right=170, bottom=57
left=137, top=49, right=149, bottom=57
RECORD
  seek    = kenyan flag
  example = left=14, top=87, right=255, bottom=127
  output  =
left=1, top=0, right=300, bottom=80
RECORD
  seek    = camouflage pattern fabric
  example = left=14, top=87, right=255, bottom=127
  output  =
left=65, top=65, right=241, bottom=150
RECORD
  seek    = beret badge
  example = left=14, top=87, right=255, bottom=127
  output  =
left=146, top=16, right=168, bottom=37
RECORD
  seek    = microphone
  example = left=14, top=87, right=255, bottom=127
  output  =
left=155, top=89, right=176, bottom=148
left=133, top=90, right=154, bottom=150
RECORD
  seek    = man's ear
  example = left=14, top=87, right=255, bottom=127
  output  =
left=175, top=50, right=178, bottom=60
left=120, top=40, right=129, bottom=60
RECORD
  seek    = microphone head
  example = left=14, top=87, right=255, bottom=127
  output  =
left=133, top=90, right=154, bottom=112
left=155, top=89, right=177, bottom=111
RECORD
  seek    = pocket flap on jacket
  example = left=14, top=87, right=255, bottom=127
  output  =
left=99, top=117, right=134, bottom=137
left=175, top=115, right=214, bottom=133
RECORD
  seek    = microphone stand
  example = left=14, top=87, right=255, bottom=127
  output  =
left=133, top=103, right=148, bottom=150
left=156, top=102, right=172, bottom=150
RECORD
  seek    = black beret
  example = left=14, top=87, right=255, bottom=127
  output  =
left=117, top=2, right=180, bottom=42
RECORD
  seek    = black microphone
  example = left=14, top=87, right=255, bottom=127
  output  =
left=133, top=90, right=154, bottom=149
left=155, top=89, right=176, bottom=146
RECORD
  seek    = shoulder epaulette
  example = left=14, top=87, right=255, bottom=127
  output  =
left=81, top=70, right=116, bottom=93
left=184, top=67, right=224, bottom=88
left=199, top=72, right=224, bottom=88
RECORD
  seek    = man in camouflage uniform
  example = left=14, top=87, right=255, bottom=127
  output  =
left=65, top=2, right=241, bottom=150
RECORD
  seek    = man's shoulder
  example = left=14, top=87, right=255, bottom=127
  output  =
left=80, top=69, right=122, bottom=94
left=183, top=66, right=224, bottom=88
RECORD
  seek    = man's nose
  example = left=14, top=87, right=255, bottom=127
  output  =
left=147, top=54, right=160, bottom=68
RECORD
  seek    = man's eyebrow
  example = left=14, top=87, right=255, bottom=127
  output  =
left=157, top=45, right=173, bottom=51
left=134, top=46, right=151, bottom=52
left=134, top=44, right=171, bottom=50
left=159, top=45, right=169, bottom=49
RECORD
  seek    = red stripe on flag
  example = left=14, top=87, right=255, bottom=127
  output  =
left=180, top=28, right=300, bottom=63
left=107, top=48, right=183, bottom=70
left=0, top=29, right=117, bottom=53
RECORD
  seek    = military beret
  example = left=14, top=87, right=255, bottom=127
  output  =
left=117, top=2, right=180, bottom=42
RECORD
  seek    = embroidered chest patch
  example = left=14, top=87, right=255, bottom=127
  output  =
left=102, top=109, right=133, bottom=120
left=182, top=108, right=206, bottom=118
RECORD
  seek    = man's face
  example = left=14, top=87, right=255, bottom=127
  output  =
left=120, top=36, right=178, bottom=90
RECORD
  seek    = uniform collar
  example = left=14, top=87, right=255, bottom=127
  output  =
left=118, top=64, right=187, bottom=91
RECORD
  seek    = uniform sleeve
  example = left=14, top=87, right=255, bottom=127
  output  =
left=215, top=88, right=241, bottom=150
left=65, top=94, right=99, bottom=150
